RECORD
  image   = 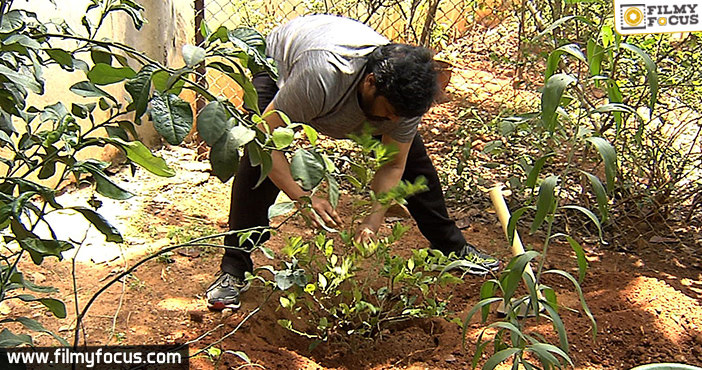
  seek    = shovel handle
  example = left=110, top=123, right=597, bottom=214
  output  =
left=489, top=185, right=539, bottom=286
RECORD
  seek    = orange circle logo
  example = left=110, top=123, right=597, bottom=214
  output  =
left=624, top=7, right=644, bottom=26
left=658, top=17, right=667, bottom=26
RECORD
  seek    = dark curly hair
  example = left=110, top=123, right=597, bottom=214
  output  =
left=365, top=43, right=438, bottom=118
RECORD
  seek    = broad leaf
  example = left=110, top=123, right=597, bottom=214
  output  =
left=484, top=348, right=522, bottom=370
left=0, top=64, right=43, bottom=94
left=268, top=202, right=296, bottom=220
left=0, top=328, right=32, bottom=347
left=19, top=238, right=73, bottom=264
left=70, top=81, right=116, bottom=102
left=209, top=128, right=241, bottom=182
left=0, top=317, right=69, bottom=346
left=103, top=137, right=175, bottom=177
left=272, top=127, right=294, bottom=149
left=197, top=101, right=230, bottom=146
left=586, top=39, right=604, bottom=76
left=46, top=48, right=74, bottom=69
left=125, top=64, right=158, bottom=120
left=525, top=153, right=554, bottom=190
left=541, top=74, right=576, bottom=132
left=585, top=137, right=617, bottom=193
left=88, top=63, right=136, bottom=85
left=150, top=91, right=193, bottom=145
left=531, top=175, right=558, bottom=233
left=72, top=161, right=134, bottom=200
left=579, top=170, right=609, bottom=223
left=545, top=44, right=586, bottom=81
left=290, top=149, right=326, bottom=190
left=70, top=206, right=123, bottom=243
left=183, top=45, right=206, bottom=66
left=620, top=43, right=658, bottom=110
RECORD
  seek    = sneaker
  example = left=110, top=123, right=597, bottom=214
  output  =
left=447, top=243, right=501, bottom=276
left=206, top=272, right=250, bottom=311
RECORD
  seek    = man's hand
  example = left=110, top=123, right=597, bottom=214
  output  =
left=354, top=225, right=377, bottom=244
left=301, top=196, right=342, bottom=230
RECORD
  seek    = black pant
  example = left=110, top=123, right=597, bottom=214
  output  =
left=220, top=73, right=466, bottom=278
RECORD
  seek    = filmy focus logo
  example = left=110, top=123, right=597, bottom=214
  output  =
left=615, top=0, right=702, bottom=34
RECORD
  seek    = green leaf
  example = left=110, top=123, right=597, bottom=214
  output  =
left=90, top=46, right=113, bottom=65
left=327, top=175, right=339, bottom=208
left=228, top=125, right=256, bottom=148
left=125, top=64, right=158, bottom=120
left=488, top=322, right=528, bottom=343
left=544, top=269, right=597, bottom=340
left=540, top=300, right=569, bottom=352
left=197, top=101, right=231, bottom=146
left=502, top=251, right=540, bottom=303
left=150, top=91, right=193, bottom=145
left=0, top=328, right=32, bottom=347
left=290, top=149, right=326, bottom=190
left=579, top=170, right=609, bottom=223
left=526, top=343, right=573, bottom=367
left=248, top=142, right=273, bottom=188
left=302, top=124, right=318, bottom=145
left=268, top=202, right=296, bottom=220
left=46, top=48, right=74, bottom=69
left=525, top=153, right=554, bottom=190
left=545, top=44, right=586, bottom=81
left=0, top=10, right=26, bottom=33
left=562, top=205, right=604, bottom=243
left=0, top=317, right=69, bottom=346
left=272, top=127, right=294, bottom=149
left=483, top=348, right=522, bottom=370
left=69, top=206, right=123, bottom=243
left=462, top=297, right=503, bottom=344
left=72, top=161, right=134, bottom=200
left=586, top=39, right=604, bottom=77
left=541, top=74, right=576, bottom=132
left=152, top=70, right=186, bottom=94
left=531, top=175, right=558, bottom=233
left=507, top=207, right=531, bottom=245
left=620, top=43, right=658, bottom=110
left=552, top=233, right=588, bottom=283
left=183, top=44, right=206, bottom=67
left=585, top=137, right=617, bottom=193
left=0, top=64, right=43, bottom=94
left=260, top=246, right=275, bottom=259
left=18, top=238, right=73, bottom=265
left=104, top=137, right=175, bottom=177
left=70, top=81, right=116, bottom=102
left=88, top=63, right=136, bottom=85
left=209, top=128, right=241, bottom=182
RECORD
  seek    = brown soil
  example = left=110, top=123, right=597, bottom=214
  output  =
left=4, top=64, right=702, bottom=370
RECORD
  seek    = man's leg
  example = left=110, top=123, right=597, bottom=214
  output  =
left=207, top=73, right=279, bottom=310
left=401, top=133, right=499, bottom=273
left=401, top=133, right=465, bottom=254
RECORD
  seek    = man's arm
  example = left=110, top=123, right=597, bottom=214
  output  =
left=355, top=135, right=412, bottom=243
left=259, top=101, right=342, bottom=228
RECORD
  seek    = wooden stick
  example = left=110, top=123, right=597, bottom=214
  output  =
left=489, top=185, right=539, bottom=287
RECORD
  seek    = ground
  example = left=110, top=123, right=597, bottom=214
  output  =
left=3, top=62, right=702, bottom=370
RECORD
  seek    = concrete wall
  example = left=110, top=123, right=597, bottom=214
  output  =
left=3, top=0, right=196, bottom=185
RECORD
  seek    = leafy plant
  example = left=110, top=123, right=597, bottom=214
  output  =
left=248, top=133, right=476, bottom=349
left=0, top=0, right=282, bottom=347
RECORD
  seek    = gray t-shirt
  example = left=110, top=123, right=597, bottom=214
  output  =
left=266, top=15, right=420, bottom=143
